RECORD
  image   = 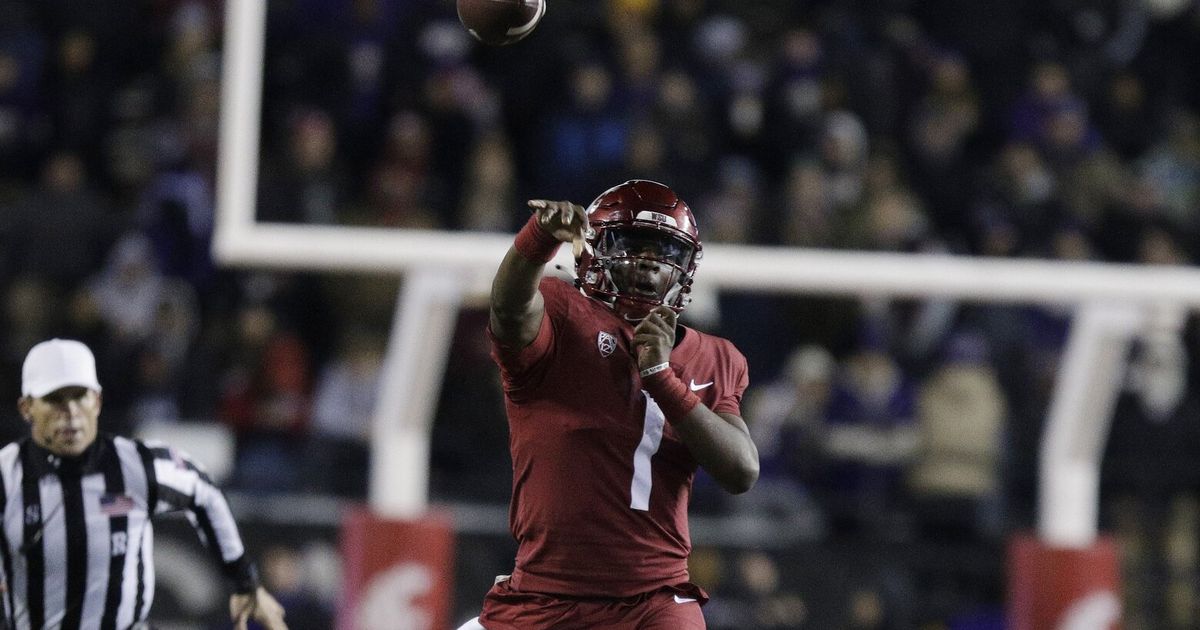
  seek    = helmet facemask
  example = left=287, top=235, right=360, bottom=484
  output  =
left=578, top=225, right=698, bottom=321
left=573, top=179, right=703, bottom=322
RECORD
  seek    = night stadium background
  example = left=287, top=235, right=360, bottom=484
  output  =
left=2, top=0, right=1200, bottom=628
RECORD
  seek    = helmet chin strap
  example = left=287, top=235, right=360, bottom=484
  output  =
left=611, top=292, right=683, bottom=322
left=592, top=294, right=684, bottom=324
left=610, top=296, right=653, bottom=322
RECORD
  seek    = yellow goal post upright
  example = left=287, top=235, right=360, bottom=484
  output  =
left=216, top=0, right=1200, bottom=554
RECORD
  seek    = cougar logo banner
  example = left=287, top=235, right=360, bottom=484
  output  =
left=339, top=511, right=454, bottom=630
left=597, top=331, right=617, bottom=357
left=1057, top=591, right=1120, bottom=630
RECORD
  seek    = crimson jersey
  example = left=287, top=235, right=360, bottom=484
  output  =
left=488, top=277, right=749, bottom=597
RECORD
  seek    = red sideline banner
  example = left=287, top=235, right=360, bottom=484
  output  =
left=1007, top=533, right=1121, bottom=630
left=338, top=507, right=456, bottom=630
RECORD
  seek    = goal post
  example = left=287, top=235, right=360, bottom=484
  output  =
left=215, top=0, right=1200, bottom=547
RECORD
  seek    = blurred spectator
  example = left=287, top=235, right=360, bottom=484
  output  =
left=1045, top=103, right=1127, bottom=230
left=6, top=151, right=119, bottom=288
left=2, top=276, right=54, bottom=370
left=338, top=0, right=398, bottom=169
left=779, top=158, right=834, bottom=247
left=1164, top=494, right=1200, bottom=629
left=0, top=19, right=46, bottom=184
left=762, top=29, right=825, bottom=177
left=543, top=60, right=629, bottom=196
left=819, top=110, right=870, bottom=222
left=356, top=109, right=440, bottom=228
left=695, top=156, right=764, bottom=243
left=219, top=300, right=313, bottom=493
left=138, top=169, right=216, bottom=289
left=736, top=344, right=834, bottom=526
left=459, top=130, right=518, bottom=231
left=732, top=551, right=809, bottom=629
left=1109, top=494, right=1154, bottom=630
left=79, top=232, right=198, bottom=428
left=429, top=310, right=511, bottom=503
left=821, top=327, right=919, bottom=536
left=1008, top=62, right=1080, bottom=146
left=703, top=549, right=808, bottom=630
left=615, top=25, right=663, bottom=110
left=850, top=186, right=930, bottom=252
left=86, top=232, right=167, bottom=344
left=259, top=108, right=348, bottom=224
left=1094, top=70, right=1160, bottom=161
left=906, top=51, right=981, bottom=236
left=1126, top=323, right=1188, bottom=424
left=907, top=331, right=1007, bottom=541
left=650, top=68, right=716, bottom=194
left=1104, top=317, right=1200, bottom=499
left=253, top=545, right=334, bottom=630
left=129, top=277, right=200, bottom=425
left=48, top=29, right=108, bottom=170
left=0, top=276, right=55, bottom=440
left=986, top=142, right=1061, bottom=245
left=1137, top=110, right=1200, bottom=232
left=623, top=118, right=668, bottom=182
left=1108, top=491, right=1200, bottom=630
left=1137, top=222, right=1192, bottom=267
left=421, top=63, right=493, bottom=226
left=303, top=329, right=382, bottom=498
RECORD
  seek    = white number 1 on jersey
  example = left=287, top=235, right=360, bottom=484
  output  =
left=630, top=391, right=666, bottom=511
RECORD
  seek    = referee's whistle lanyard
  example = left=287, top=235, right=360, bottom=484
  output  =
left=18, top=491, right=62, bottom=556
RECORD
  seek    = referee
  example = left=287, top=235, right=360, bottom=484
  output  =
left=0, top=339, right=289, bottom=630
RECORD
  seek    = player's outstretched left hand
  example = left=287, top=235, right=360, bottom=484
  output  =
left=230, top=586, right=288, bottom=630
left=632, top=306, right=677, bottom=369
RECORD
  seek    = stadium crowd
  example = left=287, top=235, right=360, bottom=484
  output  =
left=2, top=0, right=1200, bottom=627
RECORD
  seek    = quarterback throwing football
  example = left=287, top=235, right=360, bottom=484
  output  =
left=459, top=180, right=760, bottom=630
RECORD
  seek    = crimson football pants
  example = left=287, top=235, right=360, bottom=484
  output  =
left=478, top=578, right=706, bottom=629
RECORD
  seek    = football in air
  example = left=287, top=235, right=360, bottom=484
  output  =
left=457, top=0, right=546, bottom=46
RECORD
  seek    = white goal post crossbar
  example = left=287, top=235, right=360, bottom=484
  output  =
left=213, top=222, right=1200, bottom=308
left=216, top=0, right=1200, bottom=541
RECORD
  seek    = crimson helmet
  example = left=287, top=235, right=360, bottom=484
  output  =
left=575, top=180, right=703, bottom=320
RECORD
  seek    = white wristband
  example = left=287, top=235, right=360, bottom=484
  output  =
left=639, top=362, right=670, bottom=378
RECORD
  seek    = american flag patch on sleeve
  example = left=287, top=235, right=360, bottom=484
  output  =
left=99, top=493, right=136, bottom=517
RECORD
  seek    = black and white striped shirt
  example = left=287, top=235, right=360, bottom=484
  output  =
left=0, top=434, right=258, bottom=630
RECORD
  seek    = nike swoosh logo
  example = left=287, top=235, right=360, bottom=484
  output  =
left=689, top=379, right=713, bottom=391
left=674, top=595, right=698, bottom=604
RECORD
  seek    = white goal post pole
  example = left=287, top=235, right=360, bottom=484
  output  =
left=215, top=0, right=264, bottom=241
left=369, top=270, right=464, bottom=518
left=1037, top=302, right=1165, bottom=548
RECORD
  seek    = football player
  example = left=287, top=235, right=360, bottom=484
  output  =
left=458, top=180, right=760, bottom=629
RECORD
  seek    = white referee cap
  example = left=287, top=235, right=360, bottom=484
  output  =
left=22, top=339, right=103, bottom=398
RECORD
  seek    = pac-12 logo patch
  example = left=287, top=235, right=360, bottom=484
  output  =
left=597, top=331, right=617, bottom=357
